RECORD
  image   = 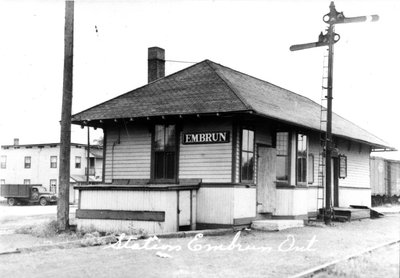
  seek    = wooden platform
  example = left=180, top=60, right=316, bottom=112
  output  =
left=308, top=206, right=381, bottom=222
left=333, top=207, right=371, bottom=222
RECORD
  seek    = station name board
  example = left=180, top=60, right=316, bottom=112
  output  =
left=183, top=131, right=230, bottom=144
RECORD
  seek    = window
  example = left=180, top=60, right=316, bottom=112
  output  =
left=241, top=129, right=255, bottom=181
left=24, top=179, right=31, bottom=185
left=308, top=154, right=314, bottom=184
left=296, top=134, right=308, bottom=184
left=75, top=156, right=81, bottom=168
left=0, top=155, right=6, bottom=169
left=89, top=157, right=95, bottom=168
left=339, top=155, right=347, bottom=178
left=0, top=179, right=5, bottom=185
left=276, top=132, right=289, bottom=182
left=153, top=124, right=177, bottom=180
left=50, top=179, right=57, bottom=193
left=24, top=156, right=31, bottom=169
left=50, top=156, right=57, bottom=168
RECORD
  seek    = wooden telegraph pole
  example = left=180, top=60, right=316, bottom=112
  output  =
left=290, top=2, right=378, bottom=225
left=58, top=0, right=74, bottom=231
left=87, top=126, right=90, bottom=185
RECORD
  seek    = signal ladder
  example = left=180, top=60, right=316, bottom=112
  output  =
left=310, top=50, right=329, bottom=221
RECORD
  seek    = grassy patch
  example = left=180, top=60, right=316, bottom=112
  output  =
left=14, top=220, right=119, bottom=247
left=15, top=220, right=59, bottom=238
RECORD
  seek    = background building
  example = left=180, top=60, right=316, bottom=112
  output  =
left=0, top=138, right=103, bottom=203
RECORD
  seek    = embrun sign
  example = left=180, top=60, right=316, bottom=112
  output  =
left=183, top=131, right=230, bottom=144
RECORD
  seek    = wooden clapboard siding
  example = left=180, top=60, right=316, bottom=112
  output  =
left=104, top=124, right=151, bottom=182
left=191, top=190, right=197, bottom=230
left=275, top=188, right=308, bottom=216
left=275, top=189, right=292, bottom=215
left=196, top=187, right=234, bottom=224
left=178, top=190, right=191, bottom=226
left=179, top=120, right=232, bottom=183
left=234, top=127, right=240, bottom=183
left=338, top=142, right=371, bottom=189
left=292, top=189, right=308, bottom=215
left=306, top=187, right=319, bottom=212
left=79, top=190, right=177, bottom=232
left=339, top=187, right=371, bottom=207
left=233, top=187, right=256, bottom=219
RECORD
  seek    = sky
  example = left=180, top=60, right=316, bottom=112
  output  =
left=0, top=0, right=399, bottom=159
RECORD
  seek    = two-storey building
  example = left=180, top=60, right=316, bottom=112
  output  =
left=0, top=139, right=103, bottom=203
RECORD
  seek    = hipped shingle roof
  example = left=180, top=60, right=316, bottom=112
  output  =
left=72, top=60, right=392, bottom=149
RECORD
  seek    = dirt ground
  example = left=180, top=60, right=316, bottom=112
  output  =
left=0, top=214, right=399, bottom=278
left=313, top=243, right=400, bottom=278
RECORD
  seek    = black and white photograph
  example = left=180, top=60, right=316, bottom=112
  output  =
left=0, top=0, right=399, bottom=277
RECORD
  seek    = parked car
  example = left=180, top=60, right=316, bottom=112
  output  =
left=0, top=184, right=57, bottom=206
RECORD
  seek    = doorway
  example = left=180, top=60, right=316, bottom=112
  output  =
left=256, top=145, right=276, bottom=214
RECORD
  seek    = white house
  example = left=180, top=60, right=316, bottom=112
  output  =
left=0, top=139, right=103, bottom=203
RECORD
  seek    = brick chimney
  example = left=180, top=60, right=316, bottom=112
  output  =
left=13, top=138, right=19, bottom=146
left=148, top=47, right=165, bottom=83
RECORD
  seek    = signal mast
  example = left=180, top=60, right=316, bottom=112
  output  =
left=290, top=2, right=378, bottom=225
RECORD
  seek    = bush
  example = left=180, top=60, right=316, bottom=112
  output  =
left=371, top=195, right=400, bottom=207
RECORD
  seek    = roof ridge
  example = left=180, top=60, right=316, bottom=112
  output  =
left=206, top=60, right=326, bottom=109
left=205, top=60, right=252, bottom=111
left=206, top=60, right=391, bottom=146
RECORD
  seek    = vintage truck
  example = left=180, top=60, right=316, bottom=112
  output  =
left=0, top=184, right=57, bottom=206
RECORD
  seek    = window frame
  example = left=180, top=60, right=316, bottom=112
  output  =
left=24, top=179, right=31, bottom=185
left=75, top=156, right=81, bottom=169
left=339, top=154, right=347, bottom=179
left=275, top=131, right=290, bottom=185
left=0, top=179, right=5, bottom=185
left=50, top=179, right=57, bottom=193
left=50, top=156, right=57, bottom=168
left=0, top=155, right=6, bottom=169
left=151, top=124, right=178, bottom=183
left=240, top=128, right=255, bottom=183
left=296, top=133, right=308, bottom=186
left=24, top=156, right=31, bottom=169
left=308, top=153, right=314, bottom=184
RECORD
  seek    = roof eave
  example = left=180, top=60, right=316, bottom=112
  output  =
left=252, top=112, right=394, bottom=151
left=71, top=110, right=254, bottom=127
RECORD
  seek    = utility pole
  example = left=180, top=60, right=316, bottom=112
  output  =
left=290, top=1, right=378, bottom=225
left=58, top=0, right=74, bottom=231
left=87, top=126, right=90, bottom=185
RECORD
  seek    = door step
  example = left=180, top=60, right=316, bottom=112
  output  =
left=251, top=220, right=304, bottom=231
left=255, top=212, right=273, bottom=220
